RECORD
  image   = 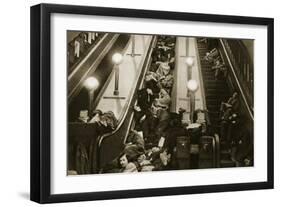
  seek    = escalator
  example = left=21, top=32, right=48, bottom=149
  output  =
left=68, top=34, right=131, bottom=173
left=197, top=40, right=231, bottom=134
left=197, top=40, right=235, bottom=167
left=97, top=36, right=218, bottom=172
left=196, top=38, right=254, bottom=168
left=67, top=32, right=106, bottom=75
left=69, top=35, right=252, bottom=174
left=68, top=35, right=156, bottom=174
left=219, top=39, right=254, bottom=167
left=95, top=37, right=157, bottom=172
left=68, top=34, right=130, bottom=122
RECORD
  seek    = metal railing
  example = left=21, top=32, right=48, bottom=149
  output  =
left=220, top=39, right=254, bottom=120
left=68, top=33, right=119, bottom=102
left=68, top=32, right=105, bottom=74
left=220, top=39, right=254, bottom=111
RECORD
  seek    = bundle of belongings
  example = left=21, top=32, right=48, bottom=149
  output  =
left=101, top=130, right=172, bottom=173
left=89, top=110, right=117, bottom=129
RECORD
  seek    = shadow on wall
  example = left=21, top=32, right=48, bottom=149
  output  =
left=18, top=192, right=30, bottom=200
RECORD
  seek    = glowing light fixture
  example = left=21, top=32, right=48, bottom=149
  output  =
left=185, top=56, right=195, bottom=67
left=112, top=53, right=124, bottom=96
left=84, top=77, right=99, bottom=91
left=112, top=53, right=123, bottom=65
left=84, top=77, right=99, bottom=114
left=187, top=79, right=199, bottom=92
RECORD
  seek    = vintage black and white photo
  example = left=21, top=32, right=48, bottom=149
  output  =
left=67, top=31, right=254, bottom=175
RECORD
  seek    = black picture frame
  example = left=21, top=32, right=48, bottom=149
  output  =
left=30, top=3, right=274, bottom=203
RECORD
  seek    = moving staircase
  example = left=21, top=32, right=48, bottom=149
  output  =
left=197, top=40, right=236, bottom=167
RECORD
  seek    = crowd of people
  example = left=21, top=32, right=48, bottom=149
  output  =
left=101, top=36, right=209, bottom=173
left=71, top=109, right=118, bottom=174
left=100, top=35, right=186, bottom=172
left=70, top=36, right=253, bottom=175
left=101, top=35, right=177, bottom=173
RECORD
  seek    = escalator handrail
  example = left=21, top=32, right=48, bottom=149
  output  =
left=222, top=39, right=253, bottom=106
left=68, top=34, right=119, bottom=101
left=96, top=36, right=157, bottom=156
left=195, top=39, right=212, bottom=128
left=68, top=33, right=108, bottom=80
left=211, top=136, right=216, bottom=167
left=220, top=39, right=254, bottom=120
left=214, top=133, right=220, bottom=168
left=68, top=33, right=107, bottom=79
left=122, top=57, right=155, bottom=144
left=195, top=39, right=208, bottom=111
left=195, top=40, right=212, bottom=127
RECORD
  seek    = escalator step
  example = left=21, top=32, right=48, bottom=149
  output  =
left=197, top=39, right=233, bottom=167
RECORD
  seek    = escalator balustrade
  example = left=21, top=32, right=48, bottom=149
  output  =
left=68, top=32, right=105, bottom=74
left=67, top=33, right=131, bottom=174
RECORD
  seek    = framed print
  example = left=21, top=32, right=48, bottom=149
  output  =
left=30, top=3, right=274, bottom=203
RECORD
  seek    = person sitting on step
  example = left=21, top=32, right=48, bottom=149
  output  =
left=203, top=47, right=219, bottom=63
left=156, top=56, right=171, bottom=78
left=211, top=59, right=227, bottom=80
left=119, top=153, right=138, bottom=173
left=220, top=92, right=240, bottom=118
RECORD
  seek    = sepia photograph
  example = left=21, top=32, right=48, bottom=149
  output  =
left=67, top=31, right=254, bottom=175
left=30, top=3, right=273, bottom=203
